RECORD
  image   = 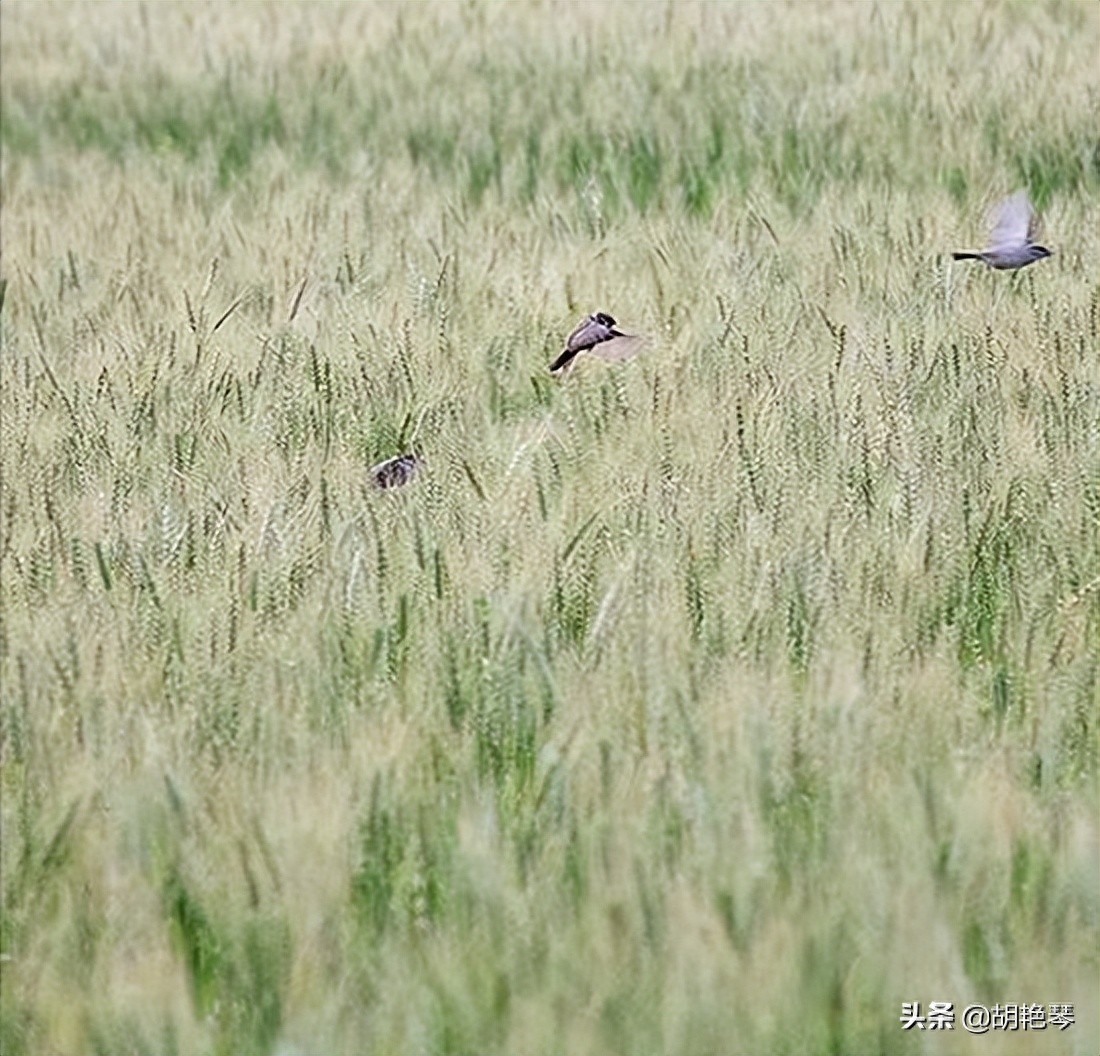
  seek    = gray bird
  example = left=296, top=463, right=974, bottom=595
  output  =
left=952, top=190, right=1052, bottom=270
left=370, top=452, right=422, bottom=490
left=550, top=312, right=642, bottom=373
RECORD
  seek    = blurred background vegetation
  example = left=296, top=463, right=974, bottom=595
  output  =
left=1, top=3, right=1097, bottom=1054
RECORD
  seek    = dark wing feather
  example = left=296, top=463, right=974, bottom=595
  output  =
left=551, top=315, right=601, bottom=372
left=564, top=315, right=606, bottom=354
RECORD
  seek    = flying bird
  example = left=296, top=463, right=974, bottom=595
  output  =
left=550, top=312, right=643, bottom=374
left=370, top=452, right=422, bottom=490
left=952, top=190, right=1052, bottom=271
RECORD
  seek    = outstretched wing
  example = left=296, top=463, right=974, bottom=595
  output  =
left=586, top=332, right=646, bottom=363
left=987, top=190, right=1033, bottom=252
left=1026, top=199, right=1042, bottom=243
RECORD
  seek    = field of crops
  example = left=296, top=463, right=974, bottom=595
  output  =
left=1, top=3, right=1097, bottom=1054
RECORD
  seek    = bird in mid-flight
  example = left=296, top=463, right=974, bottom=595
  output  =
left=370, top=452, right=422, bottom=490
left=952, top=190, right=1052, bottom=271
left=550, top=312, right=643, bottom=374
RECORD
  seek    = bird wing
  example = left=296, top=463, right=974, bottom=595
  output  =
left=586, top=333, right=646, bottom=363
left=564, top=315, right=605, bottom=354
left=987, top=190, right=1033, bottom=252
left=1026, top=200, right=1043, bottom=243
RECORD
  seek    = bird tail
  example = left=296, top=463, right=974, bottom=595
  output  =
left=952, top=252, right=981, bottom=261
left=549, top=348, right=577, bottom=373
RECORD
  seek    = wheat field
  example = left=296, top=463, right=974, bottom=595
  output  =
left=1, top=2, right=1098, bottom=1054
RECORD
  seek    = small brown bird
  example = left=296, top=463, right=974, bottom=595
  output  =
left=550, top=312, right=643, bottom=373
left=952, top=190, right=1052, bottom=271
left=370, top=453, right=422, bottom=490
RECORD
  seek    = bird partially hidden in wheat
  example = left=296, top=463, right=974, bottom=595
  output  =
left=952, top=190, right=1052, bottom=271
left=370, top=452, right=422, bottom=490
left=549, top=312, right=645, bottom=374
